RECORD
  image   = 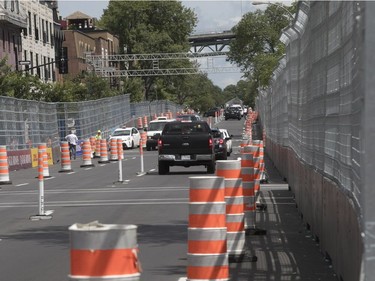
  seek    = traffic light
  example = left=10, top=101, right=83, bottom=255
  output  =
left=59, top=47, right=68, bottom=74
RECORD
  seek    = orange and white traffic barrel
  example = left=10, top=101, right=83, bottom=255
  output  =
left=98, top=139, right=110, bottom=164
left=80, top=139, right=94, bottom=168
left=59, top=141, right=73, bottom=173
left=137, top=117, right=143, bottom=130
left=40, top=143, right=51, bottom=178
left=187, top=176, right=228, bottom=280
left=143, top=116, right=148, bottom=129
left=95, top=138, right=101, bottom=158
left=0, top=145, right=11, bottom=185
left=241, top=167, right=255, bottom=229
left=69, top=222, right=141, bottom=281
left=216, top=160, right=247, bottom=262
left=109, top=138, right=118, bottom=161
left=89, top=136, right=96, bottom=158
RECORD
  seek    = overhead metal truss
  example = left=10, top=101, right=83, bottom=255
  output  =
left=85, top=31, right=238, bottom=77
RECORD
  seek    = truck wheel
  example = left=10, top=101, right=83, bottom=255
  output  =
left=146, top=145, right=151, bottom=151
left=207, top=161, right=215, bottom=174
left=158, top=161, right=169, bottom=175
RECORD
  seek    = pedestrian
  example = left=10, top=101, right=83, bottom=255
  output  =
left=95, top=130, right=102, bottom=140
left=65, top=130, right=79, bottom=160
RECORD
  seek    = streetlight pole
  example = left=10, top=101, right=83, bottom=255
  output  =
left=252, top=1, right=294, bottom=20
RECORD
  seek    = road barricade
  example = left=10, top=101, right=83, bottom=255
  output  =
left=80, top=140, right=94, bottom=168
left=0, top=145, right=12, bottom=185
left=59, top=141, right=73, bottom=172
left=109, top=138, right=118, bottom=161
left=98, top=139, right=110, bottom=164
left=69, top=222, right=141, bottom=281
left=187, top=176, right=229, bottom=280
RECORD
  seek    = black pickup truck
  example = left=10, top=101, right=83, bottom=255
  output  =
left=157, top=121, right=215, bottom=174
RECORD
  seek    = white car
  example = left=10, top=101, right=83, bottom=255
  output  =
left=146, top=118, right=175, bottom=151
left=219, top=128, right=233, bottom=156
left=230, top=104, right=244, bottom=117
left=110, top=127, right=140, bottom=149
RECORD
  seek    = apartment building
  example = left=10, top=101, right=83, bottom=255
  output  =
left=60, top=11, right=120, bottom=81
left=20, top=0, right=64, bottom=82
left=0, top=0, right=27, bottom=70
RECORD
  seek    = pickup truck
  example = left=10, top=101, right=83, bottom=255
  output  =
left=157, top=121, right=215, bottom=175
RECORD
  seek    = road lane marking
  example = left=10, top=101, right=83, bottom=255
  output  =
left=15, top=183, right=29, bottom=187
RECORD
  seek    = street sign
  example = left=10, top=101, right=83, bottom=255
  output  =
left=18, top=60, right=31, bottom=65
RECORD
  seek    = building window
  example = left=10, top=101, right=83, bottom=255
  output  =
left=28, top=12, right=32, bottom=35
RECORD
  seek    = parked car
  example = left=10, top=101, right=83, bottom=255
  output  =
left=109, top=127, right=140, bottom=149
left=203, top=107, right=221, bottom=117
left=224, top=107, right=241, bottom=120
left=219, top=128, right=233, bottom=156
left=176, top=114, right=201, bottom=122
left=211, top=128, right=228, bottom=160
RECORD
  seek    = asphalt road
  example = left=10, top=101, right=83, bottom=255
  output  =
left=0, top=118, right=246, bottom=281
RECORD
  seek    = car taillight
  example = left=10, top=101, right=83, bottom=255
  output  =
left=209, top=138, right=213, bottom=149
left=158, top=139, right=163, bottom=149
left=219, top=138, right=224, bottom=144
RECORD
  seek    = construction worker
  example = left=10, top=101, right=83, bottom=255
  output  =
left=95, top=130, right=102, bottom=140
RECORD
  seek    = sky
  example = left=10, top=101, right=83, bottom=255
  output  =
left=57, top=1, right=259, bottom=89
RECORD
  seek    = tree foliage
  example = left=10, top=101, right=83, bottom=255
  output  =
left=228, top=4, right=295, bottom=88
left=100, top=0, right=198, bottom=101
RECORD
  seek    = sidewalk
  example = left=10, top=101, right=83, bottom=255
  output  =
left=229, top=153, right=338, bottom=280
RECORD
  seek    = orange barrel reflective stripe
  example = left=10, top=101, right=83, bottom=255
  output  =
left=59, top=141, right=73, bottom=172
left=98, top=139, right=110, bottom=164
left=109, top=138, right=118, bottom=161
left=69, top=223, right=141, bottom=281
left=189, top=176, right=225, bottom=203
left=216, top=160, right=241, bottom=179
left=189, top=203, right=226, bottom=228
left=187, top=253, right=229, bottom=280
left=241, top=152, right=254, bottom=168
left=0, top=145, right=11, bottom=185
left=80, top=139, right=94, bottom=168
left=188, top=228, right=227, bottom=254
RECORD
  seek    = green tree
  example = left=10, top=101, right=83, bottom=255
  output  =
left=99, top=0, right=197, bottom=100
left=228, top=4, right=294, bottom=88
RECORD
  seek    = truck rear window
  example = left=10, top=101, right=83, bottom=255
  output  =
left=163, top=122, right=210, bottom=135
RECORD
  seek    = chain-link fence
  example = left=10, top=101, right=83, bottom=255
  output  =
left=256, top=2, right=367, bottom=280
left=0, top=94, right=184, bottom=150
